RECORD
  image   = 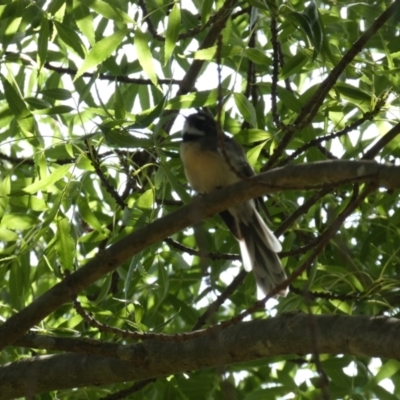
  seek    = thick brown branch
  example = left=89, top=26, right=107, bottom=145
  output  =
left=3, top=315, right=400, bottom=399
left=0, top=161, right=399, bottom=351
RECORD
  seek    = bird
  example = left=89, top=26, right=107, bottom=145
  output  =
left=180, top=111, right=288, bottom=296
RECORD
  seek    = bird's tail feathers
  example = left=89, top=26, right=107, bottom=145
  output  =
left=239, top=211, right=288, bottom=297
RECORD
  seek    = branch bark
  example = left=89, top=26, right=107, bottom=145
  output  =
left=0, top=161, right=399, bottom=351
left=1, top=314, right=400, bottom=399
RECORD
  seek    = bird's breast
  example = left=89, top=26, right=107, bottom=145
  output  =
left=180, top=141, right=240, bottom=193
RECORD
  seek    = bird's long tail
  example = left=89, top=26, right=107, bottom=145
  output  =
left=238, top=210, right=288, bottom=296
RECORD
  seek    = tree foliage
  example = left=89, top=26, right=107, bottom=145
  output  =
left=0, top=0, right=400, bottom=399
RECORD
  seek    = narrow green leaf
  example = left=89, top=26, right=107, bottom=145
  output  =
left=133, top=301, right=144, bottom=324
left=25, top=97, right=51, bottom=110
left=194, top=45, right=242, bottom=60
left=127, top=96, right=166, bottom=129
left=276, top=86, right=303, bottom=112
left=248, top=0, right=269, bottom=11
left=103, top=130, right=152, bottom=148
left=94, top=274, right=112, bottom=304
left=55, top=217, right=75, bottom=270
left=0, top=227, right=18, bottom=241
left=166, top=90, right=220, bottom=110
left=9, top=259, right=24, bottom=309
left=135, top=26, right=160, bottom=89
left=1, top=213, right=39, bottom=230
left=40, top=88, right=72, bottom=100
left=77, top=196, right=104, bottom=232
left=114, top=83, right=125, bottom=120
left=0, top=174, right=10, bottom=218
left=247, top=141, right=267, bottom=167
left=245, top=48, right=271, bottom=65
left=54, top=20, right=86, bottom=58
left=234, top=93, right=257, bottom=126
left=136, top=189, right=154, bottom=209
left=164, top=3, right=181, bottom=65
left=304, top=2, right=323, bottom=59
left=74, top=3, right=95, bottom=46
left=280, top=52, right=309, bottom=80
left=334, top=82, right=371, bottom=111
left=286, top=11, right=313, bottom=44
left=1, top=1, right=23, bottom=49
left=368, top=360, right=400, bottom=387
left=37, top=17, right=49, bottom=69
left=75, top=28, right=129, bottom=80
left=235, top=129, right=271, bottom=144
left=22, top=164, right=73, bottom=194
left=32, top=106, right=75, bottom=115
left=201, top=0, right=213, bottom=24
left=124, top=253, right=142, bottom=301
left=47, top=0, right=66, bottom=15
left=78, top=0, right=134, bottom=23
left=1, top=77, right=31, bottom=119
left=160, top=160, right=190, bottom=203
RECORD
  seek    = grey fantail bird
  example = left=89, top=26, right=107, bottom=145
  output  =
left=180, top=112, right=288, bottom=296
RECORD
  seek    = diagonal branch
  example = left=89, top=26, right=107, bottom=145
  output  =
left=266, top=0, right=400, bottom=167
left=0, top=161, right=399, bottom=350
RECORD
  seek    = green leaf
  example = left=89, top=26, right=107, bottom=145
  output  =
left=160, top=159, right=190, bottom=203
left=286, top=2, right=323, bottom=60
left=37, top=17, right=50, bottom=69
left=1, top=213, right=39, bottom=230
left=194, top=45, right=242, bottom=60
left=127, top=96, right=166, bottom=129
left=334, top=82, right=371, bottom=111
left=276, top=86, right=303, bottom=112
left=31, top=106, right=75, bottom=115
left=280, top=52, right=309, bottom=80
left=305, top=2, right=323, bottom=59
left=164, top=3, right=181, bottom=65
left=286, top=11, right=313, bottom=42
left=0, top=174, right=10, bottom=218
left=247, top=141, right=267, bottom=167
left=114, top=83, right=125, bottom=120
left=201, top=0, right=213, bottom=24
left=0, top=227, right=18, bottom=241
left=47, top=0, right=66, bottom=15
left=22, top=164, right=73, bottom=194
left=54, top=20, right=86, bottom=58
left=136, top=189, right=154, bottom=209
left=103, top=129, right=153, bottom=148
left=74, top=2, right=95, bottom=46
left=235, top=129, right=271, bottom=144
left=245, top=48, right=271, bottom=65
left=368, top=360, right=400, bottom=387
left=78, top=0, right=134, bottom=23
left=135, top=26, right=160, bottom=89
left=166, top=90, right=220, bottom=109
left=1, top=77, right=31, bottom=120
left=94, top=274, right=112, bottom=304
left=77, top=196, right=104, bottom=232
left=9, top=259, right=24, bottom=310
left=55, top=216, right=75, bottom=270
left=234, top=93, right=257, bottom=126
left=75, top=28, right=130, bottom=80
left=40, top=88, right=72, bottom=100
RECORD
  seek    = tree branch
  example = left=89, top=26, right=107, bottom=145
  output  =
left=0, top=161, right=399, bottom=351
left=2, top=315, right=400, bottom=399
left=266, top=0, right=400, bottom=167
